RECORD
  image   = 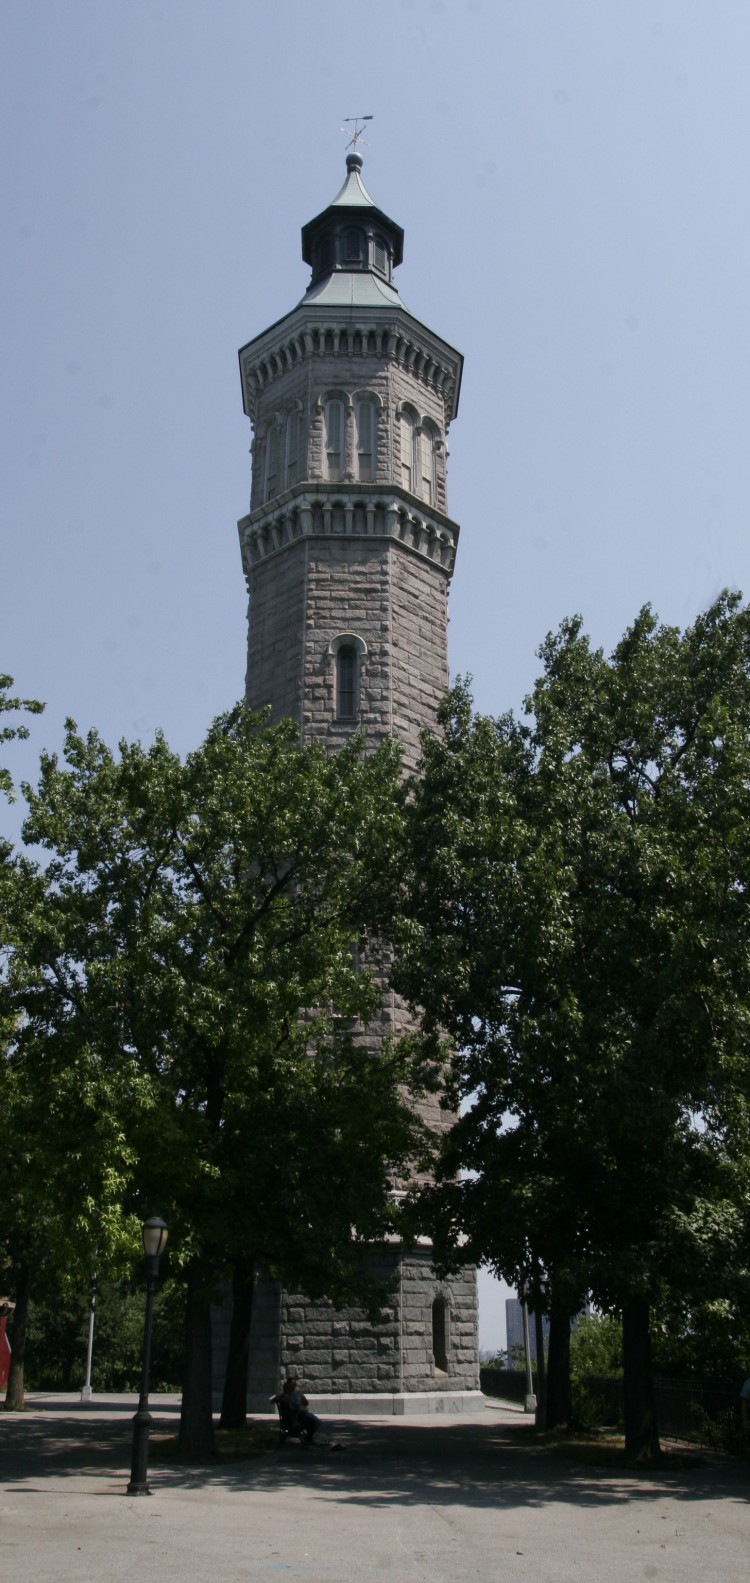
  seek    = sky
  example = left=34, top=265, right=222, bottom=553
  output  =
left=3, top=0, right=750, bottom=1351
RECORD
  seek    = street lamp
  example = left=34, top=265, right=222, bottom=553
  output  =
left=520, top=1288, right=537, bottom=1415
left=80, top=1280, right=96, bottom=1402
left=127, top=1217, right=168, bottom=1497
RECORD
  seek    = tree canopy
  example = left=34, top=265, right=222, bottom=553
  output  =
left=395, top=593, right=750, bottom=1456
left=0, top=673, right=43, bottom=805
left=2, top=703, right=425, bottom=1448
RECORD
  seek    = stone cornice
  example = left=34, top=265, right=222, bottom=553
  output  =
left=238, top=481, right=460, bottom=581
left=239, top=305, right=462, bottom=426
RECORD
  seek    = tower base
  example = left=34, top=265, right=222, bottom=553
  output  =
left=212, top=1247, right=478, bottom=1409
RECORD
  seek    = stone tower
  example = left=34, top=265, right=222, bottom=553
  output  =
left=231, top=152, right=479, bottom=1413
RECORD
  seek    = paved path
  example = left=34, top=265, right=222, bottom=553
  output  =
left=1, top=1394, right=748, bottom=1582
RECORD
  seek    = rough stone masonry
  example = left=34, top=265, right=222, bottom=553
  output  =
left=213, top=150, right=480, bottom=1413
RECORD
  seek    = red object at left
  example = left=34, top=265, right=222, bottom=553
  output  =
left=0, top=1315, right=11, bottom=1392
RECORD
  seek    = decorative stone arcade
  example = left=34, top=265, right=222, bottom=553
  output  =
left=215, top=153, right=480, bottom=1414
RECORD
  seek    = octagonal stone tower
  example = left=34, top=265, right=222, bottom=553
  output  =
left=229, top=153, right=479, bottom=1413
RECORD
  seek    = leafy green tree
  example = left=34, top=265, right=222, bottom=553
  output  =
left=569, top=1314, right=623, bottom=1381
left=8, top=704, right=425, bottom=1455
left=0, top=673, right=43, bottom=804
left=1, top=675, right=135, bottom=1409
left=23, top=1274, right=185, bottom=1393
left=396, top=594, right=750, bottom=1460
left=0, top=908, right=139, bottom=1407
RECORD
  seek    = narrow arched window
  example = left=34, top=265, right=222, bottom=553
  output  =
left=400, top=409, right=416, bottom=494
left=265, top=424, right=280, bottom=501
left=432, top=1297, right=448, bottom=1372
left=419, top=428, right=437, bottom=505
left=373, top=235, right=387, bottom=276
left=336, top=644, right=357, bottom=719
left=356, top=398, right=376, bottom=482
left=325, top=399, right=344, bottom=480
left=285, top=410, right=302, bottom=489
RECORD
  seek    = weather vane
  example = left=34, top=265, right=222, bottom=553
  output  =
left=341, top=115, right=373, bottom=153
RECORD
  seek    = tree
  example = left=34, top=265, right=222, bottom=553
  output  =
left=0, top=852, right=139, bottom=1408
left=0, top=673, right=43, bottom=805
left=8, top=704, right=426, bottom=1454
left=395, top=594, right=750, bottom=1459
left=1, top=677, right=131, bottom=1410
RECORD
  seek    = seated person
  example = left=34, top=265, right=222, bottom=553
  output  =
left=274, top=1375, right=323, bottom=1444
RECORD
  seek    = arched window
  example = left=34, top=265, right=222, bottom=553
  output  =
left=432, top=1297, right=448, bottom=1373
left=328, top=633, right=367, bottom=722
left=400, top=408, right=416, bottom=494
left=285, top=409, right=303, bottom=489
left=356, top=397, right=377, bottom=482
left=265, top=424, right=280, bottom=502
left=336, top=644, right=357, bottom=719
left=324, top=399, right=344, bottom=480
left=418, top=426, right=438, bottom=505
left=373, top=235, right=387, bottom=276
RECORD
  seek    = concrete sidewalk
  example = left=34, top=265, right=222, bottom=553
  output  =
left=1, top=1393, right=748, bottom=1582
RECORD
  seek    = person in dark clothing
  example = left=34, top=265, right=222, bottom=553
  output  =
left=274, top=1376, right=323, bottom=1443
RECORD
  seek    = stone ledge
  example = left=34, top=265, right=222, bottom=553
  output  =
left=241, top=1389, right=486, bottom=1416
left=239, top=484, right=459, bottom=578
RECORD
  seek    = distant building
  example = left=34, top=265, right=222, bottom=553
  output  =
left=505, top=1298, right=550, bottom=1363
left=505, top=1297, right=590, bottom=1362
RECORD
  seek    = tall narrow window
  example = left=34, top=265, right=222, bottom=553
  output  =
left=315, top=234, right=333, bottom=277
left=336, top=644, right=357, bottom=718
left=325, top=399, right=344, bottom=479
left=400, top=409, right=415, bottom=493
left=419, top=428, right=435, bottom=504
left=356, top=398, right=376, bottom=482
left=285, top=410, right=302, bottom=488
left=343, top=227, right=363, bottom=263
left=265, top=424, right=280, bottom=501
left=432, top=1297, right=448, bottom=1372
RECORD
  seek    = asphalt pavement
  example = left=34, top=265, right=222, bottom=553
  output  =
left=1, top=1393, right=748, bottom=1582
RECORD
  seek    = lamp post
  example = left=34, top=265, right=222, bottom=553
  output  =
left=127, top=1217, right=168, bottom=1497
left=80, top=1280, right=96, bottom=1402
left=520, top=1290, right=537, bottom=1414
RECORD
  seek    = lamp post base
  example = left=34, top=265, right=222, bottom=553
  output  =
left=128, top=1406, right=153, bottom=1496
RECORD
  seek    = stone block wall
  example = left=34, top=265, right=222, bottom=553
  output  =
left=243, top=539, right=306, bottom=724
left=389, top=545, right=449, bottom=772
left=211, top=1250, right=479, bottom=1406
left=400, top=1251, right=478, bottom=1392
left=246, top=537, right=449, bottom=771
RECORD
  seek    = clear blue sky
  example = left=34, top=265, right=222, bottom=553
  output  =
left=4, top=1, right=750, bottom=1349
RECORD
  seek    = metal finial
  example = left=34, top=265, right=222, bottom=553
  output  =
left=341, top=115, right=373, bottom=155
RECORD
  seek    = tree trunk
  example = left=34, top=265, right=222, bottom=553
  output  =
left=545, top=1298, right=572, bottom=1429
left=533, top=1306, right=547, bottom=1430
left=219, top=1254, right=255, bottom=1429
left=4, top=1269, right=30, bottom=1411
left=622, top=1296, right=660, bottom=1462
left=178, top=1256, right=216, bottom=1461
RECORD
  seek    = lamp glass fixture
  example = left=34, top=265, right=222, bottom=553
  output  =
left=141, top=1217, right=168, bottom=1259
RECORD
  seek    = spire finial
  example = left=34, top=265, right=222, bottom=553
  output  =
left=341, top=115, right=372, bottom=170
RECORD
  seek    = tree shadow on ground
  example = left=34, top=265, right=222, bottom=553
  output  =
left=1, top=1410, right=748, bottom=1512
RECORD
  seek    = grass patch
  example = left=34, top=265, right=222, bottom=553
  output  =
left=150, top=1421, right=278, bottom=1465
left=503, top=1421, right=707, bottom=1471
